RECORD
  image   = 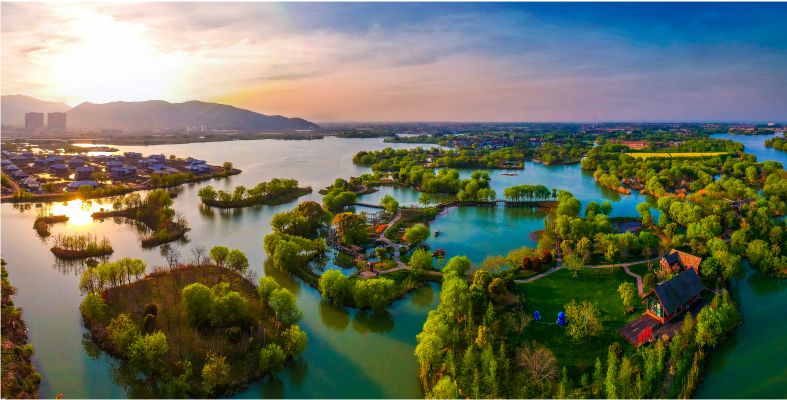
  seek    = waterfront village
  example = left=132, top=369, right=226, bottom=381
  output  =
left=1, top=148, right=229, bottom=199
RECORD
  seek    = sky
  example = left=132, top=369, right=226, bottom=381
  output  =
left=2, top=2, right=786, bottom=122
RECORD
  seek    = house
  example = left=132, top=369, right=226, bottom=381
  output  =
left=10, top=154, right=27, bottom=162
left=11, top=170, right=29, bottom=179
left=33, top=158, right=49, bottom=167
left=49, top=163, right=69, bottom=174
left=105, top=160, right=123, bottom=168
left=75, top=166, right=96, bottom=180
left=619, top=141, right=650, bottom=150
left=148, top=154, right=166, bottom=162
left=123, top=152, right=142, bottom=159
left=67, top=180, right=99, bottom=191
left=21, top=177, right=40, bottom=191
left=20, top=151, right=34, bottom=159
left=619, top=268, right=706, bottom=346
left=185, top=161, right=210, bottom=174
left=68, top=158, right=85, bottom=167
left=660, top=249, right=702, bottom=274
left=0, top=159, right=11, bottom=167
left=110, top=165, right=137, bottom=179
left=148, top=164, right=178, bottom=174
left=44, top=155, right=64, bottom=164
left=4, top=164, right=19, bottom=172
left=644, top=268, right=704, bottom=324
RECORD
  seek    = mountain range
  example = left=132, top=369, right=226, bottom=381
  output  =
left=1, top=95, right=71, bottom=126
left=1, top=96, right=318, bottom=131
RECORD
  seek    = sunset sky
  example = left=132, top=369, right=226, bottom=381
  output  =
left=2, top=2, right=786, bottom=122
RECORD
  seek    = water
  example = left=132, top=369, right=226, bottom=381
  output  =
left=710, top=133, right=787, bottom=165
left=1, top=136, right=783, bottom=398
left=696, top=133, right=787, bottom=398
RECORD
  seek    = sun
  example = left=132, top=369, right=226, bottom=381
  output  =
left=48, top=9, right=186, bottom=104
left=47, top=200, right=105, bottom=227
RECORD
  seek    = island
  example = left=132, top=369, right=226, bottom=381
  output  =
left=197, top=178, right=311, bottom=208
left=1, top=262, right=41, bottom=399
left=79, top=252, right=308, bottom=397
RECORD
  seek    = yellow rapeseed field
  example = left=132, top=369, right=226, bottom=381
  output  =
left=626, top=152, right=729, bottom=159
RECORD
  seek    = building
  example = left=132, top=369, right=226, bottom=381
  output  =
left=644, top=269, right=704, bottom=324
left=49, top=163, right=69, bottom=174
left=67, top=180, right=99, bottom=191
left=67, top=158, right=85, bottom=168
left=619, top=140, right=650, bottom=150
left=47, top=112, right=67, bottom=131
left=619, top=268, right=706, bottom=346
left=75, top=166, right=96, bottom=180
left=660, top=249, right=702, bottom=275
left=110, top=165, right=137, bottom=179
left=25, top=112, right=45, bottom=134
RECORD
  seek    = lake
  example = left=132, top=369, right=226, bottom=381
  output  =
left=1, top=135, right=784, bottom=398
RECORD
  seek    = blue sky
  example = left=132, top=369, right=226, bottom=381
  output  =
left=2, top=2, right=786, bottom=122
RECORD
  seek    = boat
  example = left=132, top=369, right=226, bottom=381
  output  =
left=501, top=172, right=519, bottom=176
left=434, top=230, right=440, bottom=237
left=432, top=248, right=446, bottom=257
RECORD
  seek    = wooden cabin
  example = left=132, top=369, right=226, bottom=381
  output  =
left=660, top=249, right=702, bottom=275
left=644, top=268, right=704, bottom=324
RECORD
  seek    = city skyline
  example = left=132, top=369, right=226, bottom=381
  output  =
left=2, top=2, right=787, bottom=122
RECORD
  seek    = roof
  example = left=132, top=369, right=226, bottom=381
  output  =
left=76, top=166, right=95, bottom=172
left=68, top=180, right=99, bottom=188
left=664, top=249, right=702, bottom=269
left=651, top=269, right=704, bottom=314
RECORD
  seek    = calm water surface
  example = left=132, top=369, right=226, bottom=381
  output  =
left=1, top=136, right=784, bottom=397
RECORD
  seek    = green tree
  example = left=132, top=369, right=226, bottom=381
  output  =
left=430, top=376, right=459, bottom=399
left=225, top=249, right=249, bottom=273
left=258, top=276, right=280, bottom=304
left=617, top=282, right=637, bottom=313
left=269, top=288, right=303, bottom=325
left=80, top=292, right=108, bottom=322
left=209, top=246, right=229, bottom=267
left=318, top=269, right=350, bottom=304
left=564, top=300, right=602, bottom=342
left=563, top=252, right=584, bottom=279
left=107, top=313, right=141, bottom=354
left=181, top=283, right=215, bottom=328
left=380, top=194, right=399, bottom=214
left=282, top=324, right=308, bottom=356
left=128, top=331, right=169, bottom=378
left=332, top=212, right=368, bottom=246
left=403, top=223, right=430, bottom=245
left=202, top=352, right=229, bottom=392
left=409, top=248, right=433, bottom=272
left=259, top=343, right=286, bottom=373
left=605, top=243, right=620, bottom=269
left=210, top=290, right=251, bottom=328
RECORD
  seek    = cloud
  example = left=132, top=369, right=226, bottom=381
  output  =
left=2, top=2, right=785, bottom=121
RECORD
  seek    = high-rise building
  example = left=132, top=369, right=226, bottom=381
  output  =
left=25, top=112, right=45, bottom=134
left=47, top=112, right=67, bottom=131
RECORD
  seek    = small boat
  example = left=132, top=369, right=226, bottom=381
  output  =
left=432, top=248, right=446, bottom=257
left=434, top=230, right=440, bottom=237
left=501, top=173, right=519, bottom=176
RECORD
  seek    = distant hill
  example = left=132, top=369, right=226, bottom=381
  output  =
left=67, top=100, right=319, bottom=131
left=1, top=95, right=72, bottom=126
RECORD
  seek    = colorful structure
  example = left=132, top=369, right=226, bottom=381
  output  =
left=644, top=268, right=704, bottom=324
left=659, top=249, right=702, bottom=275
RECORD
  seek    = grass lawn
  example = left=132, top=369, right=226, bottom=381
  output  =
left=626, top=152, right=728, bottom=159
left=627, top=262, right=653, bottom=277
left=513, top=267, right=643, bottom=377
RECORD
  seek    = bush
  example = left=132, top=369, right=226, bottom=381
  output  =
left=181, top=283, right=215, bottom=328
left=564, top=300, right=602, bottom=342
left=259, top=343, right=286, bottom=373
left=318, top=270, right=351, bottom=304
left=107, top=313, right=141, bottom=354
left=80, top=292, right=108, bottom=322
left=403, top=223, right=430, bottom=245
left=282, top=325, right=308, bottom=356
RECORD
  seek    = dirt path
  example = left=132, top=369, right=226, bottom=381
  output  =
left=514, top=257, right=658, bottom=286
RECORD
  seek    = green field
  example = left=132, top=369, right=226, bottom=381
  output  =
left=513, top=267, right=642, bottom=376
left=626, top=152, right=729, bottom=159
